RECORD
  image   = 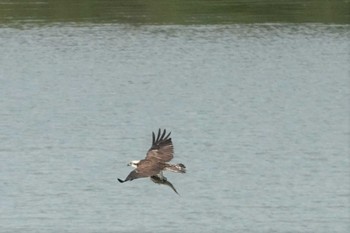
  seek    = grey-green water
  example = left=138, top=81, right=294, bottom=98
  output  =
left=1, top=23, right=349, bottom=233
left=1, top=1, right=349, bottom=233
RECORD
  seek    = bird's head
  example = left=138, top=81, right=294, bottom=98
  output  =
left=127, top=160, right=140, bottom=168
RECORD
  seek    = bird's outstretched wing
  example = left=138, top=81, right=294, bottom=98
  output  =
left=150, top=175, right=179, bottom=195
left=145, top=129, right=174, bottom=162
left=118, top=170, right=143, bottom=183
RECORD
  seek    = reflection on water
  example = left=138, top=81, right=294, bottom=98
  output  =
left=0, top=23, right=349, bottom=232
left=0, top=0, right=349, bottom=25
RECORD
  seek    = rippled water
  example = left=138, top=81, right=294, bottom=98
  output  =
left=0, top=24, right=349, bottom=232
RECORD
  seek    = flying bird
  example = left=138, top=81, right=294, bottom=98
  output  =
left=118, top=129, right=186, bottom=194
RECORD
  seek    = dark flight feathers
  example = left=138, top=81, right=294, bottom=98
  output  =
left=146, top=128, right=174, bottom=162
left=118, top=129, right=174, bottom=183
left=150, top=175, right=179, bottom=195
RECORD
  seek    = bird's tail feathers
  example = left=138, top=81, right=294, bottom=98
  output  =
left=165, top=163, right=186, bottom=173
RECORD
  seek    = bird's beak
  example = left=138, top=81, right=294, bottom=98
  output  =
left=127, top=163, right=131, bottom=166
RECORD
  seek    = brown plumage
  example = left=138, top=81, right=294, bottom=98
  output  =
left=118, top=129, right=186, bottom=194
left=150, top=174, right=179, bottom=195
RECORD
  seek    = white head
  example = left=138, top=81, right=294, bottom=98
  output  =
left=127, top=160, right=140, bottom=168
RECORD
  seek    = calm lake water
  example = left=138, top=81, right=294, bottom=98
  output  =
left=0, top=2, right=349, bottom=233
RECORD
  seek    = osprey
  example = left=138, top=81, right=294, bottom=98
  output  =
left=118, top=129, right=186, bottom=194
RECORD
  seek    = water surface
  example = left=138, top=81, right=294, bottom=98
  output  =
left=0, top=5, right=349, bottom=233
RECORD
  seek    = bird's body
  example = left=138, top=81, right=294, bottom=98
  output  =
left=118, top=129, right=186, bottom=194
